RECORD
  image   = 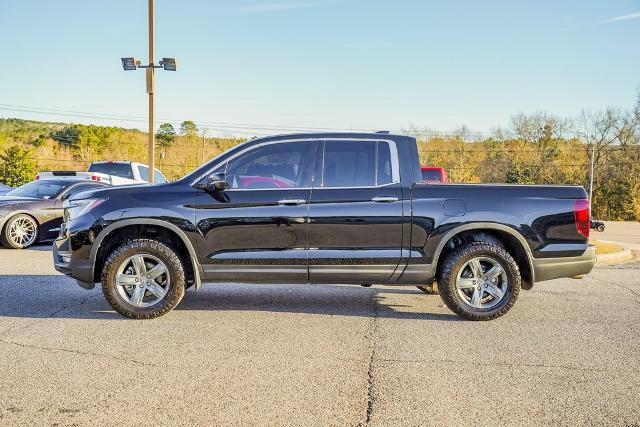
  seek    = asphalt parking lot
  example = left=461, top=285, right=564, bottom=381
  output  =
left=0, top=246, right=639, bottom=426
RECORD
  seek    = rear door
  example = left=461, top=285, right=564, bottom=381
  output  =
left=307, top=139, right=404, bottom=283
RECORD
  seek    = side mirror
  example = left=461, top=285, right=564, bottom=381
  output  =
left=210, top=172, right=228, bottom=190
left=195, top=172, right=228, bottom=191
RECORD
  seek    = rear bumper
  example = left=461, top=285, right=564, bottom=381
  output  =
left=532, top=245, right=596, bottom=282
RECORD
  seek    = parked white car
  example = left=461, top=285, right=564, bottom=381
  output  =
left=36, top=161, right=168, bottom=186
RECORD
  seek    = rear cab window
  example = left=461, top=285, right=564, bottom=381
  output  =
left=422, top=169, right=442, bottom=181
left=88, top=163, right=134, bottom=179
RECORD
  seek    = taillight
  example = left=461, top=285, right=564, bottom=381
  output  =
left=574, top=199, right=590, bottom=239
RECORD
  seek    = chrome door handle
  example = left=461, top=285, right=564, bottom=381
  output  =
left=371, top=196, right=398, bottom=203
left=278, top=198, right=306, bottom=206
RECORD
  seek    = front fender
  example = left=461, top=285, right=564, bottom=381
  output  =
left=89, top=218, right=203, bottom=288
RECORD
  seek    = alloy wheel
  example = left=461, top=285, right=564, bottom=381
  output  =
left=8, top=217, right=38, bottom=248
left=455, top=256, right=508, bottom=309
left=115, top=254, right=171, bottom=308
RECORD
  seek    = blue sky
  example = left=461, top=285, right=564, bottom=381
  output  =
left=0, top=0, right=639, bottom=136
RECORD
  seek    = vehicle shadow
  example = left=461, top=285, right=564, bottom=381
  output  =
left=0, top=243, right=52, bottom=252
left=0, top=275, right=459, bottom=322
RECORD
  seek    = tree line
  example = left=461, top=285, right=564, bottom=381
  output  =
left=0, top=95, right=638, bottom=221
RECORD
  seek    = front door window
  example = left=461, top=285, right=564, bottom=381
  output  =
left=225, top=141, right=316, bottom=189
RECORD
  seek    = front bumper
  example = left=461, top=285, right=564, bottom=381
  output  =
left=532, top=245, right=596, bottom=282
left=52, top=227, right=96, bottom=290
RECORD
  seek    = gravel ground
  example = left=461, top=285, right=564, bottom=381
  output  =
left=0, top=245, right=638, bottom=426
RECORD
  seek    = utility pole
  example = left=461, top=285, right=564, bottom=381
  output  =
left=588, top=145, right=595, bottom=211
left=201, top=129, right=207, bottom=165
left=120, top=0, right=177, bottom=184
left=147, top=0, right=155, bottom=182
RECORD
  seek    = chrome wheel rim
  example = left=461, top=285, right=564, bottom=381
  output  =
left=8, top=217, right=37, bottom=248
left=455, top=256, right=508, bottom=309
left=115, top=254, right=170, bottom=308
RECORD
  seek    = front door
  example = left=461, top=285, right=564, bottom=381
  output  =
left=308, top=139, right=404, bottom=283
left=195, top=139, right=318, bottom=283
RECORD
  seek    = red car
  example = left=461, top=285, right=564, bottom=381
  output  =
left=421, top=166, right=448, bottom=183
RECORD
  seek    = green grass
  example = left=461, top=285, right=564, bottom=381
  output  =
left=590, top=239, right=623, bottom=255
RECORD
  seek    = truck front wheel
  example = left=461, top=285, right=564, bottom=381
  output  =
left=438, top=242, right=520, bottom=321
left=101, top=239, right=186, bottom=319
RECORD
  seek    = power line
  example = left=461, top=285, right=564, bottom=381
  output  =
left=0, top=104, right=381, bottom=134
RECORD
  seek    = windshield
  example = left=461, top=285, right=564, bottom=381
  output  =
left=6, top=181, right=65, bottom=199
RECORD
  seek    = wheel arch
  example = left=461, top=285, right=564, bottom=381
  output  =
left=0, top=211, right=41, bottom=242
left=1, top=210, right=41, bottom=229
left=90, top=219, right=202, bottom=288
left=433, top=223, right=535, bottom=290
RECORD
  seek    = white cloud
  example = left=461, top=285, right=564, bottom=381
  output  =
left=237, top=2, right=320, bottom=14
left=598, top=11, right=640, bottom=25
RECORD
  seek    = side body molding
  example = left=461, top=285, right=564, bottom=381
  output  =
left=89, top=219, right=203, bottom=288
left=430, top=222, right=535, bottom=289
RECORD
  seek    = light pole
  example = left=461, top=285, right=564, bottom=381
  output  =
left=121, top=0, right=176, bottom=183
left=588, top=145, right=595, bottom=211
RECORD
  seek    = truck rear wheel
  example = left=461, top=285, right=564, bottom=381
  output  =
left=101, top=239, right=185, bottom=319
left=438, top=242, right=520, bottom=321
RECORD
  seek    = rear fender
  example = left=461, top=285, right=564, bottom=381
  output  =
left=433, top=222, right=535, bottom=289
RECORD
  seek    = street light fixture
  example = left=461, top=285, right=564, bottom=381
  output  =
left=120, top=0, right=177, bottom=183
left=120, top=57, right=138, bottom=71
left=160, top=58, right=177, bottom=71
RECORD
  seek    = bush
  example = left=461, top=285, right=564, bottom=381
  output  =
left=0, top=145, right=38, bottom=187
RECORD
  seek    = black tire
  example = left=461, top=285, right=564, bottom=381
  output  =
left=438, top=242, right=520, bottom=321
left=416, top=284, right=439, bottom=295
left=101, top=239, right=185, bottom=319
left=596, top=225, right=605, bottom=232
left=1, top=214, right=39, bottom=249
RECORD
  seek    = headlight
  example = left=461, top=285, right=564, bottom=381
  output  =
left=63, top=198, right=106, bottom=222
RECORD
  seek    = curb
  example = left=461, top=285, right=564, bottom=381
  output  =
left=596, top=247, right=634, bottom=265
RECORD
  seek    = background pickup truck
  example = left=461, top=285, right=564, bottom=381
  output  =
left=53, top=132, right=596, bottom=321
left=37, top=161, right=168, bottom=186
left=421, top=166, right=448, bottom=182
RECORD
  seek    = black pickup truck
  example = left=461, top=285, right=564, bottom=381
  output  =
left=53, top=132, right=596, bottom=320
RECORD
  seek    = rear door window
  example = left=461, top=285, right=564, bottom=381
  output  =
left=321, top=140, right=396, bottom=187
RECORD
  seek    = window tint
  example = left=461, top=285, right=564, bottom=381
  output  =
left=322, top=141, right=375, bottom=187
left=224, top=141, right=316, bottom=189
left=322, top=140, right=395, bottom=187
left=88, top=163, right=134, bottom=179
left=377, top=142, right=393, bottom=186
